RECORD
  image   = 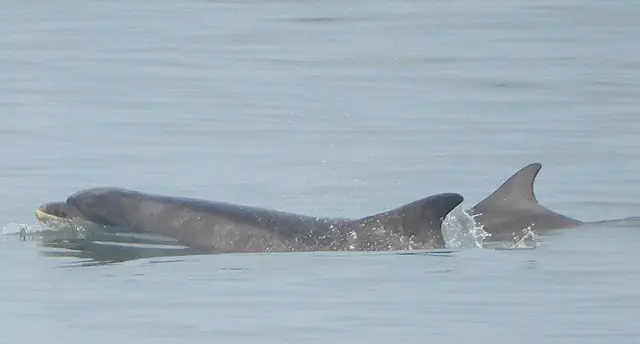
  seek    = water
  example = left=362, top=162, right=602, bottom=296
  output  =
left=2, top=0, right=640, bottom=342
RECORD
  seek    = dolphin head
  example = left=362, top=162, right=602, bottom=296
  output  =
left=35, top=187, right=130, bottom=227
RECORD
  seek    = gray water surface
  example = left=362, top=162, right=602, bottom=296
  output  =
left=2, top=0, right=640, bottom=343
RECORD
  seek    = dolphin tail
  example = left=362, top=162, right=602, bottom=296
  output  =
left=355, top=193, right=464, bottom=248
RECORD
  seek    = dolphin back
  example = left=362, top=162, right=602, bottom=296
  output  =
left=65, top=188, right=463, bottom=252
left=66, top=187, right=338, bottom=252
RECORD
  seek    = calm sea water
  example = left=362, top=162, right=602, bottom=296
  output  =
left=2, top=0, right=640, bottom=343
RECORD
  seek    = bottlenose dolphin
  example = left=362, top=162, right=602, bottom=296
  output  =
left=35, top=188, right=464, bottom=253
left=467, top=162, right=584, bottom=241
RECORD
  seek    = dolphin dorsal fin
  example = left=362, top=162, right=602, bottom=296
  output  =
left=355, top=193, right=464, bottom=248
left=473, top=163, right=542, bottom=211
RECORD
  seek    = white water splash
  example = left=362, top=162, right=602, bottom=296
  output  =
left=2, top=222, right=23, bottom=236
left=3, top=222, right=49, bottom=236
left=441, top=205, right=490, bottom=249
left=483, top=224, right=540, bottom=250
left=2, top=220, right=89, bottom=242
left=508, top=225, right=539, bottom=249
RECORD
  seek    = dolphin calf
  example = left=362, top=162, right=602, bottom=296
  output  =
left=467, top=162, right=585, bottom=241
left=35, top=188, right=464, bottom=253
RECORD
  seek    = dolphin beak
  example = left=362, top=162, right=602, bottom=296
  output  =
left=35, top=202, right=84, bottom=223
left=35, top=207, right=58, bottom=222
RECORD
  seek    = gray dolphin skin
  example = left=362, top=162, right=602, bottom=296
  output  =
left=35, top=188, right=464, bottom=253
left=467, top=162, right=585, bottom=240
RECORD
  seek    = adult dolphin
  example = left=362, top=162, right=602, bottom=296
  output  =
left=467, top=162, right=585, bottom=241
left=35, top=188, right=464, bottom=253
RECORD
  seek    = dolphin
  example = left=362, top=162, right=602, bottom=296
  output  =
left=35, top=187, right=464, bottom=254
left=467, top=162, right=585, bottom=241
